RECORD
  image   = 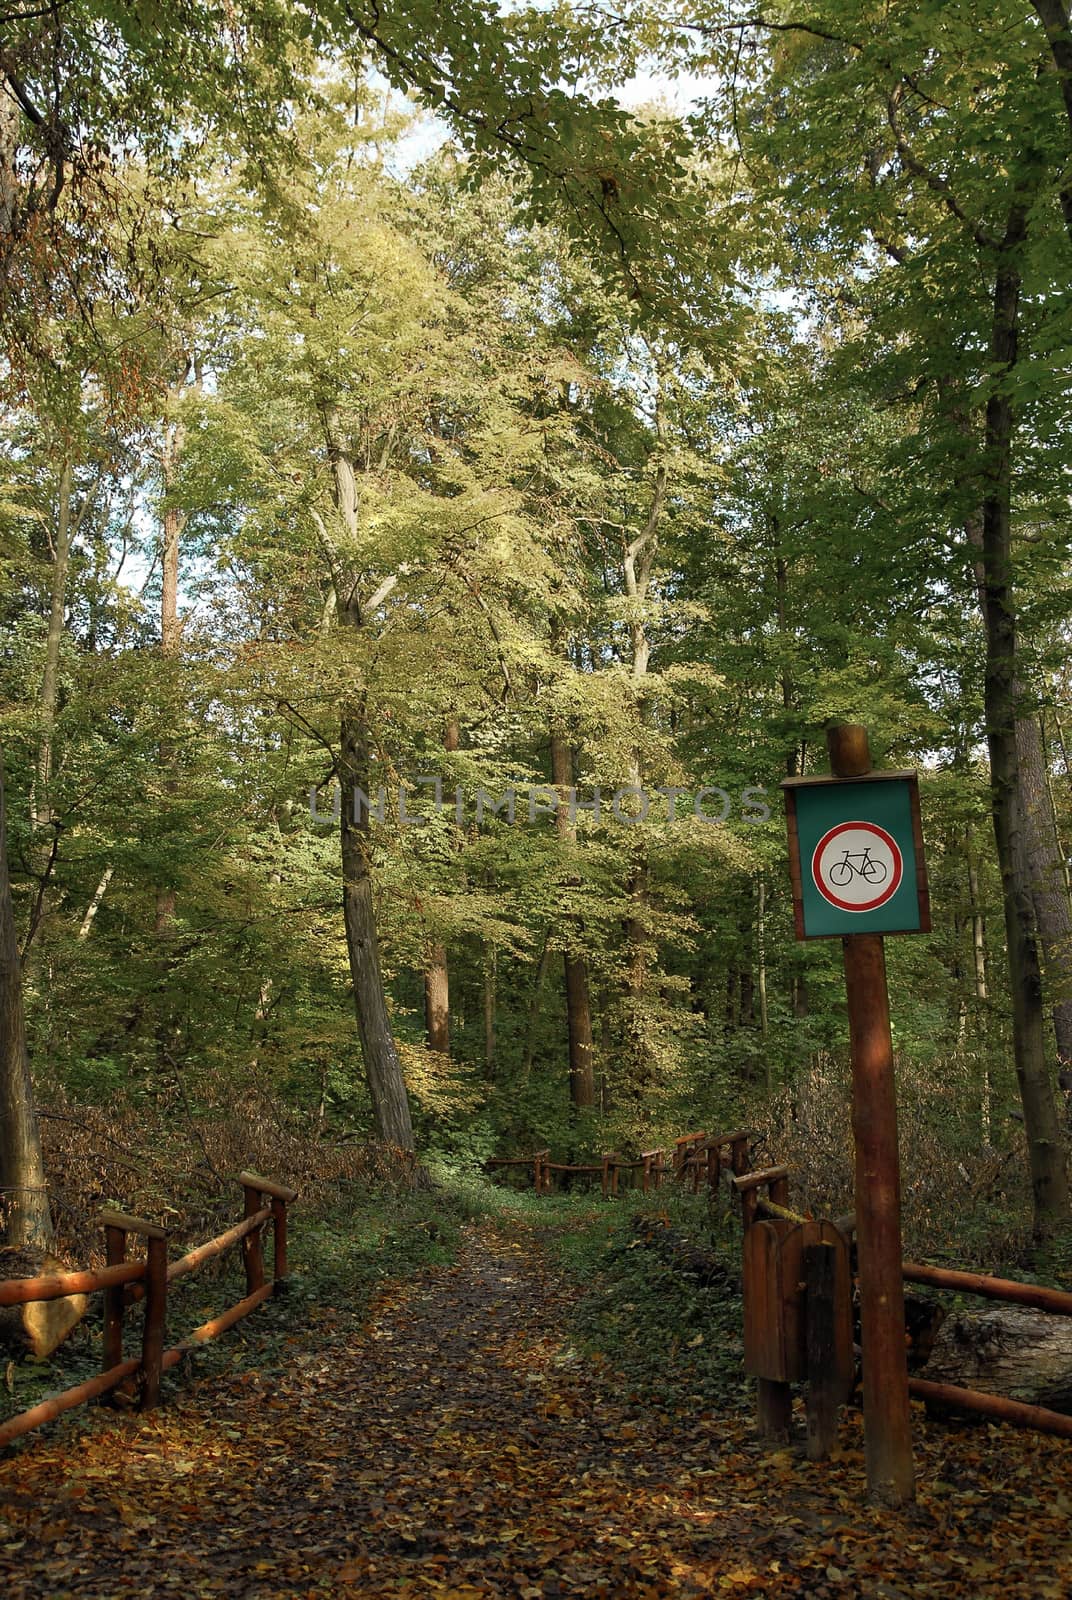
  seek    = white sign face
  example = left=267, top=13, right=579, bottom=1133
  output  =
left=812, top=820, right=903, bottom=913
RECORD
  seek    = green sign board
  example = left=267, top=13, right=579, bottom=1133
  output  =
left=781, top=773, right=930, bottom=940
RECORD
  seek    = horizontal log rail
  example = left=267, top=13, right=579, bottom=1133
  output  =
left=680, top=1129, right=756, bottom=1194
left=908, top=1378, right=1072, bottom=1440
left=0, top=1259, right=144, bottom=1308
left=162, top=1283, right=276, bottom=1367
left=902, top=1261, right=1072, bottom=1317
left=732, top=1166, right=790, bottom=1229
left=732, top=1165, right=791, bottom=1193
left=0, top=1172, right=296, bottom=1451
left=167, top=1207, right=272, bottom=1285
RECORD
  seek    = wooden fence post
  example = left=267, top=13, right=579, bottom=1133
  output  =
left=804, top=1241, right=840, bottom=1460
left=828, top=723, right=915, bottom=1506
left=730, top=1135, right=750, bottom=1177
left=706, top=1143, right=721, bottom=1192
left=271, top=1198, right=288, bottom=1283
left=242, top=1179, right=265, bottom=1294
left=757, top=1377, right=793, bottom=1442
left=100, top=1211, right=169, bottom=1410
left=140, top=1231, right=169, bottom=1411
left=101, top=1220, right=127, bottom=1375
left=237, top=1173, right=297, bottom=1289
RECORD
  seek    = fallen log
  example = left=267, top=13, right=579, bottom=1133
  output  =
left=0, top=1246, right=89, bottom=1361
left=921, top=1302, right=1072, bottom=1415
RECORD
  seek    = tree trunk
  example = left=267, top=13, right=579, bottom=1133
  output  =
left=617, top=423, right=666, bottom=1093
left=923, top=1302, right=1072, bottom=1415
left=339, top=694, right=414, bottom=1150
left=550, top=730, right=596, bottom=1108
left=564, top=954, right=595, bottom=1107
left=0, top=84, right=18, bottom=240
left=981, top=201, right=1068, bottom=1234
left=1031, top=0, right=1072, bottom=245
left=0, top=1246, right=85, bottom=1358
left=483, top=945, right=496, bottom=1079
left=424, top=942, right=450, bottom=1055
left=155, top=399, right=187, bottom=935
left=967, top=848, right=991, bottom=1142
left=322, top=402, right=414, bottom=1151
left=967, top=849, right=989, bottom=1011
left=521, top=931, right=552, bottom=1078
left=1017, top=712, right=1072, bottom=1064
left=423, top=718, right=458, bottom=1057
left=78, top=865, right=113, bottom=940
left=758, top=878, right=770, bottom=1090
left=0, top=752, right=51, bottom=1247
left=32, top=453, right=72, bottom=849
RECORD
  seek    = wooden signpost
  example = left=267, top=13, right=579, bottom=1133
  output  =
left=782, top=725, right=927, bottom=1507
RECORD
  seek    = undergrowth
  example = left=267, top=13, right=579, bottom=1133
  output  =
left=549, top=1188, right=750, bottom=1414
left=1, top=1174, right=474, bottom=1438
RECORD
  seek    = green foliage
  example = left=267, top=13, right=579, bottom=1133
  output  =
left=2, top=6, right=1069, bottom=1248
left=553, top=1190, right=749, bottom=1409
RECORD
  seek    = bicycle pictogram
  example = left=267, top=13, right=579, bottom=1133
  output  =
left=811, top=820, right=902, bottom=913
left=828, top=847, right=888, bottom=888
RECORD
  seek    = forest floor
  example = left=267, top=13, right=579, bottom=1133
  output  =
left=1, top=1205, right=1071, bottom=1598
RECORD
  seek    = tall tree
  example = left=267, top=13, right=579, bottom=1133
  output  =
left=0, top=752, right=50, bottom=1246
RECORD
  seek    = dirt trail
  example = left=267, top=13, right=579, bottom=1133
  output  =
left=0, top=1222, right=1070, bottom=1598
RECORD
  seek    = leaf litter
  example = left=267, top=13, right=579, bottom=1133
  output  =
left=0, top=1218, right=1070, bottom=1597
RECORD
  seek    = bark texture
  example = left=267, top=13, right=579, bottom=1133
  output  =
left=0, top=754, right=51, bottom=1246
left=924, top=1303, right=1072, bottom=1415
left=324, top=404, right=415, bottom=1150
left=551, top=730, right=595, bottom=1109
left=155, top=391, right=188, bottom=935
left=980, top=199, right=1068, bottom=1232
left=0, top=1246, right=85, bottom=1357
left=1032, top=0, right=1072, bottom=243
left=1017, top=713, right=1072, bottom=1064
left=424, top=944, right=450, bottom=1056
left=423, top=719, right=458, bottom=1058
left=339, top=699, right=414, bottom=1150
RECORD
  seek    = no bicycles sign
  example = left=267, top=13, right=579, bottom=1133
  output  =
left=781, top=772, right=930, bottom=939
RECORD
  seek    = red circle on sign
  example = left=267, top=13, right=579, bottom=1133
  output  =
left=812, top=820, right=903, bottom=912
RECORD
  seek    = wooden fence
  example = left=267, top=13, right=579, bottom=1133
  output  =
left=489, top=1133, right=1072, bottom=1449
left=736, top=1172, right=1072, bottom=1451
left=485, top=1127, right=756, bottom=1199
left=0, top=1171, right=296, bottom=1450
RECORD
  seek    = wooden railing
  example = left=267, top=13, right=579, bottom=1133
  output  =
left=0, top=1171, right=297, bottom=1449
left=736, top=1174, right=1072, bottom=1451
left=496, top=1134, right=1072, bottom=1451
left=900, top=1259, right=1072, bottom=1439
left=485, top=1127, right=757, bottom=1199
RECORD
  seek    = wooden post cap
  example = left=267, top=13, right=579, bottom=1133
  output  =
left=732, top=1166, right=791, bottom=1193
left=98, top=1211, right=169, bottom=1239
left=236, top=1172, right=299, bottom=1203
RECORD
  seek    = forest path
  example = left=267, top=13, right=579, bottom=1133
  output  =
left=1, top=1218, right=1071, bottom=1598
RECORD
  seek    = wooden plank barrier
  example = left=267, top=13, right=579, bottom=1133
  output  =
left=0, top=1171, right=296, bottom=1450
left=742, top=1213, right=854, bottom=1453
